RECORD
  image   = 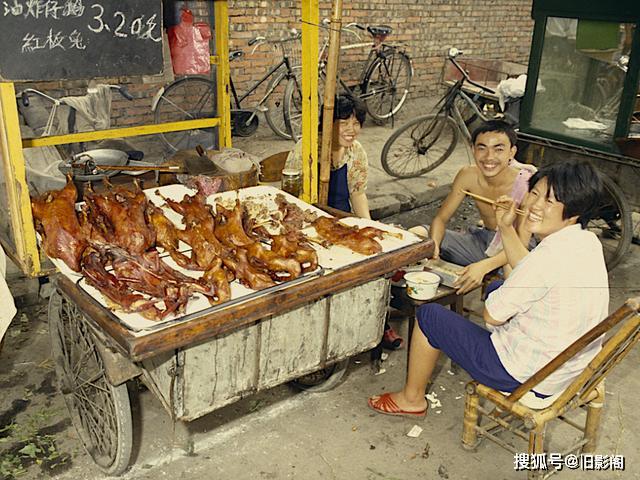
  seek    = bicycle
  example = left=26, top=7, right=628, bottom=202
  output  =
left=381, top=48, right=631, bottom=271
left=380, top=48, right=500, bottom=179
left=283, top=21, right=413, bottom=140
left=152, top=32, right=302, bottom=152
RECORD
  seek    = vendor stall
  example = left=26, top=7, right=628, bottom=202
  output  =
left=1, top=2, right=432, bottom=476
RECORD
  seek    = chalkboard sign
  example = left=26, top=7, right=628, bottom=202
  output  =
left=0, top=0, right=163, bottom=81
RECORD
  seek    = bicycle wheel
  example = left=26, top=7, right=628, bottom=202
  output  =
left=49, top=291, right=133, bottom=476
left=381, top=113, right=459, bottom=178
left=283, top=72, right=325, bottom=142
left=154, top=76, right=216, bottom=152
left=283, top=72, right=305, bottom=142
left=587, top=174, right=632, bottom=271
left=362, top=51, right=412, bottom=124
left=264, top=68, right=298, bottom=140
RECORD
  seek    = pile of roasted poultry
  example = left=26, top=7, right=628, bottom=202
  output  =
left=31, top=178, right=392, bottom=321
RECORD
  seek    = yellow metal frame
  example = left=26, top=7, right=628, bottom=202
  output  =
left=0, top=1, right=231, bottom=277
left=301, top=0, right=319, bottom=204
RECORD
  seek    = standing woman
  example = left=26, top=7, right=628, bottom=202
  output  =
left=284, top=95, right=403, bottom=349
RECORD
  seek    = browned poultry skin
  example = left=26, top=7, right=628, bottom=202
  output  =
left=147, top=205, right=204, bottom=270
left=271, top=233, right=318, bottom=273
left=214, top=200, right=254, bottom=248
left=222, top=248, right=275, bottom=290
left=84, top=180, right=155, bottom=255
left=81, top=249, right=162, bottom=320
left=245, top=241, right=302, bottom=280
left=202, top=257, right=231, bottom=305
left=158, top=188, right=212, bottom=226
left=313, top=217, right=382, bottom=256
left=31, top=177, right=87, bottom=272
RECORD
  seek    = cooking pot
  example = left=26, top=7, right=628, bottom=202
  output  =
left=58, top=149, right=129, bottom=181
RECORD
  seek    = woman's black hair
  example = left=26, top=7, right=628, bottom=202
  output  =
left=319, top=94, right=367, bottom=127
left=471, top=120, right=517, bottom=147
left=334, top=94, right=366, bottom=126
left=528, top=159, right=603, bottom=228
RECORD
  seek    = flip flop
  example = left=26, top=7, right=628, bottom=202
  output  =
left=368, top=392, right=427, bottom=418
left=382, top=326, right=404, bottom=350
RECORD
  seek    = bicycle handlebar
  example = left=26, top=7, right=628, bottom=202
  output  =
left=20, top=85, right=133, bottom=107
left=447, top=50, right=496, bottom=95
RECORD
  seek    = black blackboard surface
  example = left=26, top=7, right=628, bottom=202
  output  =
left=0, top=0, right=163, bottom=81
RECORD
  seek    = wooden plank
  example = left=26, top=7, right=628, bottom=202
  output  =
left=56, top=239, right=434, bottom=362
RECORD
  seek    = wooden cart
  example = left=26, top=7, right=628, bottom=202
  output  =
left=48, top=232, right=432, bottom=475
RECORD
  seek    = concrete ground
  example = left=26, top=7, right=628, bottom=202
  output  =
left=2, top=96, right=639, bottom=479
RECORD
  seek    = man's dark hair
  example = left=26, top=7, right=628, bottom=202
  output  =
left=528, top=159, right=603, bottom=228
left=471, top=120, right=517, bottom=147
left=333, top=94, right=367, bottom=126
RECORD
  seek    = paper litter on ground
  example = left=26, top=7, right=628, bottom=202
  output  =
left=425, top=392, right=442, bottom=409
left=407, top=425, right=423, bottom=438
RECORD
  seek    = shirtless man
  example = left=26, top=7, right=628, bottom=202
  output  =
left=410, top=120, right=535, bottom=294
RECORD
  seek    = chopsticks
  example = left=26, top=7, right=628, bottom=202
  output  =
left=461, top=190, right=526, bottom=216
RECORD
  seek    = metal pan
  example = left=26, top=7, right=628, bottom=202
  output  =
left=59, top=149, right=129, bottom=181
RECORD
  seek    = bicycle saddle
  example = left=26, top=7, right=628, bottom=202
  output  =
left=229, top=50, right=243, bottom=61
left=368, top=25, right=392, bottom=37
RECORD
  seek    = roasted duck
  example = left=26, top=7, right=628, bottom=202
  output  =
left=31, top=176, right=87, bottom=272
left=313, top=217, right=383, bottom=256
left=84, top=180, right=155, bottom=255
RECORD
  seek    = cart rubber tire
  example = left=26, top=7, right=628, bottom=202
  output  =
left=588, top=173, right=632, bottom=271
left=264, top=69, right=297, bottom=140
left=362, top=51, right=412, bottom=125
left=289, top=359, right=349, bottom=393
left=154, top=76, right=216, bottom=152
left=49, top=291, right=133, bottom=476
left=381, top=113, right=458, bottom=178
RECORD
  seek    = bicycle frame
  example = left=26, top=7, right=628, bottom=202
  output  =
left=230, top=56, right=292, bottom=109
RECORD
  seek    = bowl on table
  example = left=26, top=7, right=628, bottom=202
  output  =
left=405, top=271, right=441, bottom=300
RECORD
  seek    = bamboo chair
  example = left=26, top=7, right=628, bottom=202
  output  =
left=461, top=297, right=640, bottom=479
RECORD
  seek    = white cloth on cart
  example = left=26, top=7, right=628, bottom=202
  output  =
left=0, top=246, right=17, bottom=343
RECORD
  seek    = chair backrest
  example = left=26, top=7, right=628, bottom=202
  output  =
left=503, top=297, right=640, bottom=408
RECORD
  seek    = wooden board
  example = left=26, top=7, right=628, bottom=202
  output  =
left=0, top=0, right=163, bottom=81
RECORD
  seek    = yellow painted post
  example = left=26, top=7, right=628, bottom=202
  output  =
left=0, top=83, right=41, bottom=276
left=301, top=0, right=319, bottom=204
left=214, top=0, right=232, bottom=149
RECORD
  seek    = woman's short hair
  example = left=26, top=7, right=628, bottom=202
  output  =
left=528, top=159, right=603, bottom=228
left=333, top=95, right=367, bottom=126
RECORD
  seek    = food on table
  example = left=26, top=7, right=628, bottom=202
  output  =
left=312, top=217, right=383, bottom=256
left=31, top=176, right=87, bottom=272
left=83, top=179, right=156, bottom=255
left=30, top=181, right=329, bottom=321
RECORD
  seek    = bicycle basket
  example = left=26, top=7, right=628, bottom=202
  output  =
left=279, top=35, right=302, bottom=68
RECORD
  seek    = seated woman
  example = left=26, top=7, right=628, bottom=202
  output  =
left=284, top=94, right=402, bottom=348
left=368, top=159, right=610, bottom=416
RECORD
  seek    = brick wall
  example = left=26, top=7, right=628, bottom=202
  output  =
left=227, top=0, right=535, bottom=99
left=17, top=1, right=533, bottom=133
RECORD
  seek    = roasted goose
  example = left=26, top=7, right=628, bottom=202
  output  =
left=313, top=217, right=383, bottom=256
left=84, top=180, right=155, bottom=255
left=271, top=232, right=318, bottom=273
left=81, top=249, right=163, bottom=320
left=31, top=176, right=87, bottom=272
left=222, top=248, right=275, bottom=290
left=214, top=200, right=254, bottom=248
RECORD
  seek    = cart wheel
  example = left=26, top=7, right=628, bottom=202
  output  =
left=290, top=359, right=349, bottom=393
left=48, top=291, right=133, bottom=476
left=588, top=174, right=632, bottom=271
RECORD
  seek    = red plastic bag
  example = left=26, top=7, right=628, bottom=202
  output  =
left=168, top=8, right=212, bottom=75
